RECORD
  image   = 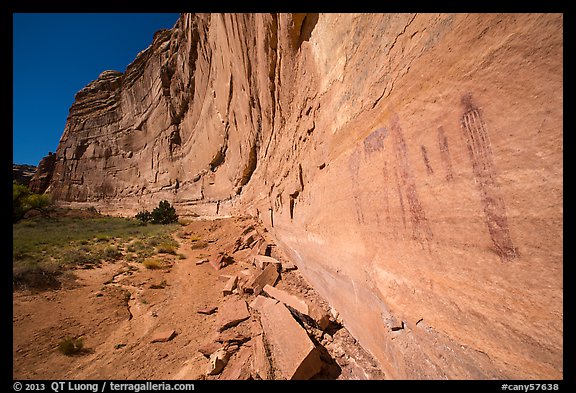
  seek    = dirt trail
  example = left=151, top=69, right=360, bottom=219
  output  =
left=13, top=216, right=384, bottom=380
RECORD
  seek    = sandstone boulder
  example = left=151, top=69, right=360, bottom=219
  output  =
left=206, top=348, right=230, bottom=375
left=245, top=264, right=279, bottom=295
left=259, top=301, right=322, bottom=380
left=216, top=296, right=250, bottom=332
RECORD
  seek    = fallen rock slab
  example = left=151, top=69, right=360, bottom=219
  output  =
left=223, top=275, right=238, bottom=296
left=281, top=260, right=297, bottom=272
left=249, top=295, right=278, bottom=312
left=245, top=264, right=279, bottom=295
left=195, top=258, right=208, bottom=265
left=259, top=301, right=322, bottom=380
left=253, top=255, right=282, bottom=271
left=198, top=341, right=221, bottom=358
left=215, top=331, right=252, bottom=345
left=252, top=334, right=272, bottom=380
left=220, top=345, right=253, bottom=380
left=263, top=284, right=309, bottom=315
left=216, top=296, right=251, bottom=332
left=197, top=306, right=218, bottom=315
left=210, top=253, right=233, bottom=270
left=150, top=329, right=177, bottom=343
left=263, top=285, right=331, bottom=330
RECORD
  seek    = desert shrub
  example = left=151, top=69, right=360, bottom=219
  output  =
left=190, top=240, right=209, bottom=250
left=157, top=242, right=177, bottom=255
left=13, top=182, right=52, bottom=223
left=151, top=200, right=178, bottom=224
left=135, top=210, right=152, bottom=224
left=136, top=201, right=178, bottom=225
left=58, top=337, right=84, bottom=356
left=142, top=258, right=163, bottom=269
left=103, top=246, right=123, bottom=260
left=13, top=263, right=62, bottom=290
left=189, top=234, right=202, bottom=242
left=62, top=251, right=100, bottom=268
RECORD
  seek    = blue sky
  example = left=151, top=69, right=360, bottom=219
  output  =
left=13, top=13, right=181, bottom=166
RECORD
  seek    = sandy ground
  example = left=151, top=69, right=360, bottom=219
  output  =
left=13, top=216, right=384, bottom=380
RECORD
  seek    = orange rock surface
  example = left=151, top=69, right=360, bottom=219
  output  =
left=36, top=13, right=563, bottom=379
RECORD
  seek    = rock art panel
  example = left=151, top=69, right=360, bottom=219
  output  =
left=33, top=13, right=562, bottom=380
left=460, top=94, right=517, bottom=261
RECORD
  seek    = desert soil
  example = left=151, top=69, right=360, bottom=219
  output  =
left=13, top=216, right=384, bottom=380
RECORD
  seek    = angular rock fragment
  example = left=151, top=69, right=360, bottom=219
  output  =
left=253, top=255, right=282, bottom=271
left=216, top=296, right=251, bottom=332
left=245, top=264, right=279, bottom=295
left=263, top=284, right=330, bottom=330
left=263, top=284, right=309, bottom=315
left=220, top=345, right=253, bottom=380
left=206, top=348, right=230, bottom=375
left=197, top=306, right=218, bottom=315
left=249, top=295, right=278, bottom=312
left=215, top=331, right=252, bottom=345
left=252, top=334, right=272, bottom=380
left=150, top=329, right=177, bottom=343
left=198, top=341, right=221, bottom=358
left=281, top=260, right=297, bottom=272
left=259, top=301, right=322, bottom=380
left=210, top=253, right=233, bottom=270
left=195, top=258, right=208, bottom=265
left=222, top=275, right=238, bottom=296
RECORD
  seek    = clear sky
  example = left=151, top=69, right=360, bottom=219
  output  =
left=13, top=13, right=181, bottom=166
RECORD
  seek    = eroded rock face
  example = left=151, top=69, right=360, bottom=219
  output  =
left=40, top=13, right=563, bottom=379
left=13, top=164, right=37, bottom=186
left=28, top=152, right=56, bottom=193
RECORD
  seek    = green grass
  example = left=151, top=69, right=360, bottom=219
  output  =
left=157, top=239, right=179, bottom=255
left=13, top=214, right=179, bottom=288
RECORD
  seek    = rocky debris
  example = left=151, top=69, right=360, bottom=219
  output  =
left=197, top=306, right=218, bottom=315
left=259, top=300, right=323, bottom=380
left=216, top=296, right=250, bottom=332
left=229, top=227, right=261, bottom=254
left=245, top=264, right=280, bottom=295
left=263, top=284, right=330, bottom=330
left=249, top=295, right=278, bottom=312
left=262, top=284, right=308, bottom=315
left=253, top=255, right=282, bottom=271
left=219, top=345, right=253, bottom=380
left=209, top=253, right=234, bottom=271
left=222, top=275, right=238, bottom=296
left=150, top=329, right=176, bottom=343
left=214, top=331, right=252, bottom=346
left=281, top=261, right=297, bottom=272
left=198, top=342, right=222, bottom=358
left=195, top=258, right=208, bottom=265
left=251, top=334, right=272, bottom=380
left=206, top=348, right=231, bottom=375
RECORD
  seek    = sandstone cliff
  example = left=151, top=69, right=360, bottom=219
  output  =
left=38, top=13, right=563, bottom=379
left=13, top=164, right=37, bottom=186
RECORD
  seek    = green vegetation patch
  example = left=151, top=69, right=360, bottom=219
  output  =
left=58, top=337, right=84, bottom=356
left=13, top=213, right=179, bottom=289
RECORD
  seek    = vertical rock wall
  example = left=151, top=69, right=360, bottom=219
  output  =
left=40, top=13, right=563, bottom=379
